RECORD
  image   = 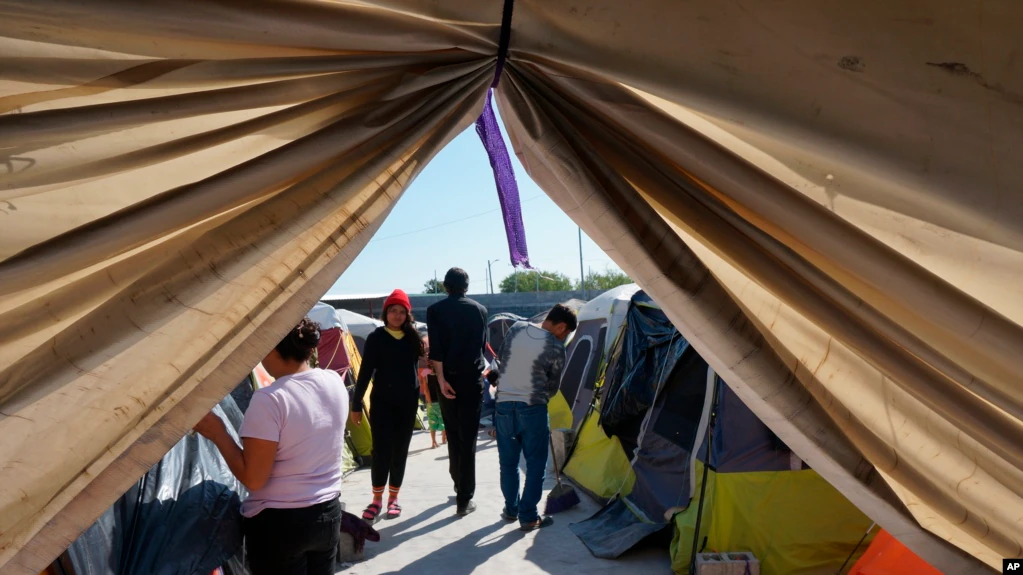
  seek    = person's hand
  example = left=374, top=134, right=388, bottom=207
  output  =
left=352, top=411, right=363, bottom=426
left=194, top=412, right=227, bottom=441
left=440, top=380, right=456, bottom=399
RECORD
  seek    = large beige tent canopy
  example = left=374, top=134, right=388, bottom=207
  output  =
left=1, top=1, right=1020, bottom=573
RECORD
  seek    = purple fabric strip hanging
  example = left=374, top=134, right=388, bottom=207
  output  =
left=476, top=88, right=531, bottom=269
left=476, top=0, right=530, bottom=269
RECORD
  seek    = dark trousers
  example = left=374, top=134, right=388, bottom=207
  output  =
left=244, top=496, right=341, bottom=575
left=439, top=372, right=484, bottom=506
left=369, top=399, right=418, bottom=488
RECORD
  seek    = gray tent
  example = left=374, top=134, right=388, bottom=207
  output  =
left=559, top=285, right=640, bottom=427
left=567, top=292, right=873, bottom=573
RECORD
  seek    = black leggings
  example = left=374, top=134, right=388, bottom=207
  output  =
left=369, top=399, right=418, bottom=488
left=244, top=497, right=341, bottom=575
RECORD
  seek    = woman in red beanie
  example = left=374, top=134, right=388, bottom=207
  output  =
left=351, top=289, right=425, bottom=521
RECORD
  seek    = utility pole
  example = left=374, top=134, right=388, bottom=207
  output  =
left=578, top=227, right=586, bottom=299
left=535, top=269, right=540, bottom=293
left=434, top=270, right=438, bottom=294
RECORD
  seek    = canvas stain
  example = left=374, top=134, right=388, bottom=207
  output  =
left=838, top=56, right=865, bottom=72
left=927, top=61, right=1023, bottom=104
left=927, top=61, right=982, bottom=80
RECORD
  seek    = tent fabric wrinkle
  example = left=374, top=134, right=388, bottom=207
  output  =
left=0, top=2, right=1018, bottom=574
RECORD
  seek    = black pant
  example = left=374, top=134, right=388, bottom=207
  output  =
left=369, top=399, right=418, bottom=488
left=244, top=497, right=341, bottom=575
left=440, top=372, right=484, bottom=506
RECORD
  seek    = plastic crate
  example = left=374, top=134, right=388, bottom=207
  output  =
left=695, top=552, right=760, bottom=575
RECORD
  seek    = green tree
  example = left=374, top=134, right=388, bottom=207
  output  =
left=578, top=269, right=632, bottom=291
left=423, top=278, right=444, bottom=294
left=499, top=270, right=574, bottom=293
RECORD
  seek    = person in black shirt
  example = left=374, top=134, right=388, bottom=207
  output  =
left=352, top=289, right=424, bottom=522
left=426, top=267, right=489, bottom=516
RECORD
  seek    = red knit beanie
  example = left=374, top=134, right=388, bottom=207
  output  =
left=383, top=289, right=412, bottom=313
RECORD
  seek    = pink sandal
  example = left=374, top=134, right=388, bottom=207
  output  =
left=385, top=501, right=402, bottom=519
left=362, top=501, right=382, bottom=522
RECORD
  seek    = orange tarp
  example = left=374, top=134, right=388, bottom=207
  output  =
left=848, top=530, right=943, bottom=575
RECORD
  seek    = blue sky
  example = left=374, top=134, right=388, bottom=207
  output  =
left=327, top=112, right=623, bottom=296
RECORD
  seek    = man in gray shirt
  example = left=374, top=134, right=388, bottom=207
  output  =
left=490, top=303, right=577, bottom=531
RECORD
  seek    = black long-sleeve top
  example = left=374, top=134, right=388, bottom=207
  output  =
left=426, top=295, right=489, bottom=377
left=352, top=327, right=420, bottom=411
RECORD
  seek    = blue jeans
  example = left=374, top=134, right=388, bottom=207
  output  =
left=495, top=401, right=549, bottom=524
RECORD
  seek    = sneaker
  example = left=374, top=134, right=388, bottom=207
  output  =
left=501, top=510, right=518, bottom=522
left=520, top=516, right=554, bottom=532
left=456, top=501, right=477, bottom=516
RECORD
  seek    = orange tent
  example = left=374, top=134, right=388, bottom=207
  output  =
left=848, top=529, right=943, bottom=575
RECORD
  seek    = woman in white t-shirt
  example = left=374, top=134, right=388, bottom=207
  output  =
left=195, top=317, right=349, bottom=575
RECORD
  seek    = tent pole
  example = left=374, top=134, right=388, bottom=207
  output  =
left=690, top=373, right=720, bottom=575
left=835, top=522, right=876, bottom=575
left=578, top=227, right=586, bottom=299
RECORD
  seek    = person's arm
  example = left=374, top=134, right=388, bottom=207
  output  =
left=419, top=365, right=431, bottom=405
left=488, top=331, right=511, bottom=387
left=433, top=359, right=455, bottom=398
left=194, top=406, right=277, bottom=491
left=427, top=306, right=456, bottom=399
left=482, top=304, right=491, bottom=358
left=426, top=306, right=445, bottom=365
left=352, top=331, right=378, bottom=422
left=546, top=344, right=567, bottom=398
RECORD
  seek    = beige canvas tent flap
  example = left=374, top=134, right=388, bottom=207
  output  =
left=1, top=1, right=1020, bottom=573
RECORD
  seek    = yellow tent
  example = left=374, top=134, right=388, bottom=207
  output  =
left=563, top=400, right=636, bottom=501
left=670, top=463, right=877, bottom=575
left=341, top=323, right=374, bottom=460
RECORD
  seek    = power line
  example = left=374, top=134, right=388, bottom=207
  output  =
left=369, top=194, right=544, bottom=243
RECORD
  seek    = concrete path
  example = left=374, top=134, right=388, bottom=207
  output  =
left=337, top=428, right=672, bottom=574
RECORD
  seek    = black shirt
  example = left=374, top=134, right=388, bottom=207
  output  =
left=426, top=294, right=489, bottom=378
left=353, top=327, right=420, bottom=411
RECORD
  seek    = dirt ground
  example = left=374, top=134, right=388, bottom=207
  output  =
left=337, top=427, right=672, bottom=574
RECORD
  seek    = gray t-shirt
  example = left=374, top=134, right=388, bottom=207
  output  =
left=494, top=321, right=566, bottom=405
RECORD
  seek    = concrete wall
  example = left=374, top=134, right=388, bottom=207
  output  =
left=327, top=290, right=603, bottom=320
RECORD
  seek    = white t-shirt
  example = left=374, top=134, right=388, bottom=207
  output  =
left=238, top=368, right=349, bottom=517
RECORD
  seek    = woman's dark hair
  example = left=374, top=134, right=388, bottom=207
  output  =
left=275, top=317, right=321, bottom=363
left=382, top=305, right=426, bottom=356
left=443, top=267, right=470, bottom=296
